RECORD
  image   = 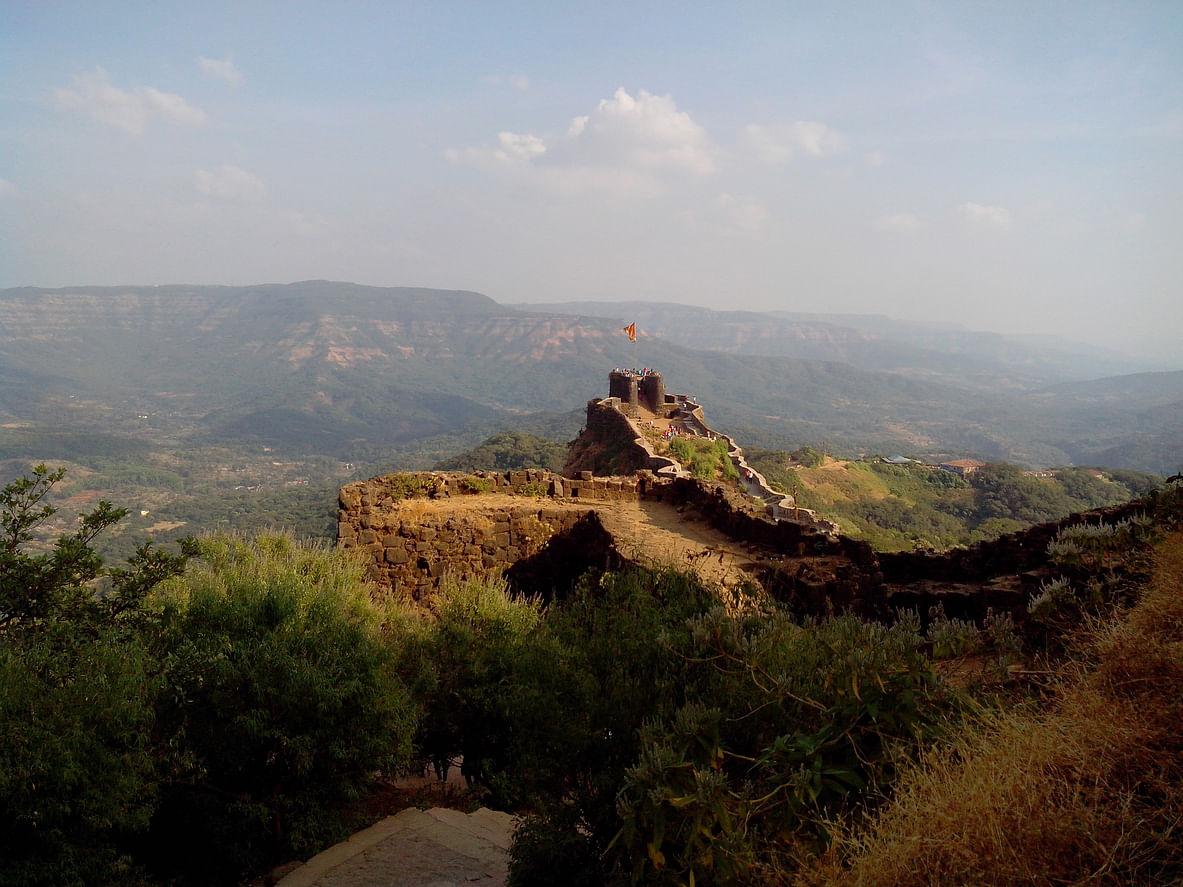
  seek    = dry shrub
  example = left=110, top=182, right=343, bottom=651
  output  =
left=801, top=533, right=1183, bottom=887
left=400, top=497, right=433, bottom=522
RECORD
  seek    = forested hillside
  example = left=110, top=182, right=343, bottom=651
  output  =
left=2, top=282, right=1180, bottom=474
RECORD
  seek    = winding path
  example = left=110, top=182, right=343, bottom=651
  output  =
left=275, top=807, right=515, bottom=887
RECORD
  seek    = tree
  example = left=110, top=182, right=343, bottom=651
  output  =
left=0, top=465, right=192, bottom=887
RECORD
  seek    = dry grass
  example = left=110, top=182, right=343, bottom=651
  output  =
left=798, top=532, right=1183, bottom=887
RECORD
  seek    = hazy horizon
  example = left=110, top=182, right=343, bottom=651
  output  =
left=2, top=2, right=1179, bottom=361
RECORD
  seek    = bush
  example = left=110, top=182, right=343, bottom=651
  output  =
left=612, top=610, right=944, bottom=885
left=0, top=630, right=159, bottom=887
left=458, top=476, right=493, bottom=494
left=148, top=533, right=418, bottom=884
left=392, top=576, right=544, bottom=802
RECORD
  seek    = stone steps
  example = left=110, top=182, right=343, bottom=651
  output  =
left=275, top=806, right=516, bottom=887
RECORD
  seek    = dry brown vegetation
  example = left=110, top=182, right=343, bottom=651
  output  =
left=800, top=533, right=1183, bottom=886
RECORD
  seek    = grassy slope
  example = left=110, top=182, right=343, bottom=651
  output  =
left=749, top=455, right=977, bottom=550
left=747, top=453, right=1157, bottom=552
left=802, top=530, right=1183, bottom=886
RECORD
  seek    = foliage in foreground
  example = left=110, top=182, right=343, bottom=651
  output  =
left=5, top=462, right=1180, bottom=887
left=148, top=533, right=418, bottom=883
left=0, top=466, right=191, bottom=887
left=0, top=467, right=418, bottom=886
left=498, top=570, right=952, bottom=887
left=805, top=527, right=1183, bottom=886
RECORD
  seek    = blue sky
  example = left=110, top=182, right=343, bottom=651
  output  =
left=1, top=1, right=1180, bottom=361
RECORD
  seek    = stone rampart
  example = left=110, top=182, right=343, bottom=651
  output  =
left=337, top=469, right=646, bottom=600
left=337, top=466, right=1158, bottom=624
left=675, top=401, right=820, bottom=528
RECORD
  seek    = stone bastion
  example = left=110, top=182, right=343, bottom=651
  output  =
left=337, top=464, right=1154, bottom=626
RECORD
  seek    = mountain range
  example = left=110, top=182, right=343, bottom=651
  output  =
left=1, top=281, right=1179, bottom=475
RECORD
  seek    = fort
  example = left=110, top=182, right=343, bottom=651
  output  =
left=337, top=371, right=1152, bottom=624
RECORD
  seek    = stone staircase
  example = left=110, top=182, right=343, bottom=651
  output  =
left=275, top=806, right=515, bottom=887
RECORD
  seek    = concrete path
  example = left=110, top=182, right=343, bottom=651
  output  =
left=275, top=807, right=516, bottom=887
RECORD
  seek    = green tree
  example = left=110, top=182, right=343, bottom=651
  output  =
left=393, top=576, right=545, bottom=802
left=148, top=533, right=418, bottom=884
left=0, top=465, right=192, bottom=887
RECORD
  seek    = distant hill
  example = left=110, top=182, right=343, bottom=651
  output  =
left=516, top=300, right=1156, bottom=391
left=1, top=281, right=1179, bottom=475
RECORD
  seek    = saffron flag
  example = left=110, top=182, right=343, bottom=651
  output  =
left=622, top=322, right=637, bottom=342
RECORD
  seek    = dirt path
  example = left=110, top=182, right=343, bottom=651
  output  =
left=595, top=498, right=762, bottom=588
left=274, top=806, right=514, bottom=887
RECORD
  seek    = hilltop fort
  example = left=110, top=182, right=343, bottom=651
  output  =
left=338, top=371, right=1149, bottom=624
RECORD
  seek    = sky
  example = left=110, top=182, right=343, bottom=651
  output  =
left=1, top=1, right=1180, bottom=362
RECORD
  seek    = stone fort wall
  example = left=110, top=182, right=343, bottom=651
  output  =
left=337, top=469, right=647, bottom=600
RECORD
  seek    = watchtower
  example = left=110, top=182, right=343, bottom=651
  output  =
left=639, top=373, right=665, bottom=413
left=608, top=370, right=639, bottom=413
left=608, top=370, right=665, bottom=416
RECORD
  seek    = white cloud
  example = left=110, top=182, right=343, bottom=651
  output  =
left=199, top=56, right=242, bottom=85
left=865, top=150, right=887, bottom=168
left=556, top=88, right=715, bottom=174
left=740, top=121, right=847, bottom=163
left=958, top=201, right=1012, bottom=229
left=141, top=86, right=208, bottom=126
left=51, top=68, right=206, bottom=135
left=0, top=178, right=14, bottom=198
left=874, top=212, right=924, bottom=232
left=496, top=131, right=547, bottom=163
left=194, top=164, right=266, bottom=201
left=447, top=87, right=715, bottom=196
left=444, top=131, right=546, bottom=169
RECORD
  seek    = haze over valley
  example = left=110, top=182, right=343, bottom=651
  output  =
left=3, top=6, right=1183, bottom=886
left=1, top=281, right=1179, bottom=478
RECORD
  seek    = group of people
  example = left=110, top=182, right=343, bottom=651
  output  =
left=613, top=367, right=660, bottom=377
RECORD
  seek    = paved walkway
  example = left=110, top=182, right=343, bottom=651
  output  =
left=275, top=807, right=516, bottom=887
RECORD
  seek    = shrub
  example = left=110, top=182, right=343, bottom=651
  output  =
left=391, top=576, right=544, bottom=803
left=148, top=533, right=417, bottom=884
left=458, top=476, right=493, bottom=494
left=813, top=534, right=1183, bottom=886
left=612, top=610, right=944, bottom=885
left=0, top=629, right=159, bottom=887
